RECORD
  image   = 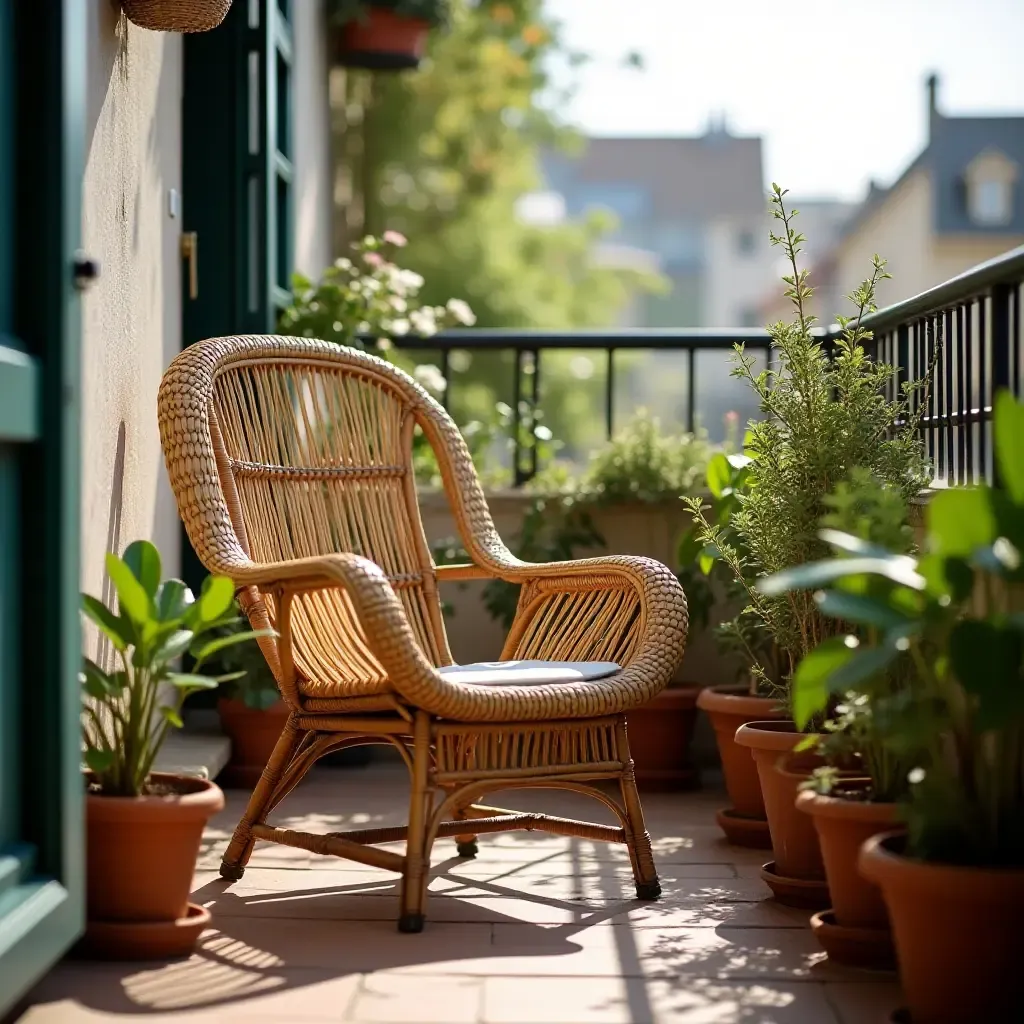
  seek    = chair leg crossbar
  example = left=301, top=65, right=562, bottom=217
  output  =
left=219, top=711, right=662, bottom=931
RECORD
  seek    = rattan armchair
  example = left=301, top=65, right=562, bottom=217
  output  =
left=158, top=336, right=688, bottom=931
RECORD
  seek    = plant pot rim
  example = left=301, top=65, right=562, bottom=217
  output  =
left=734, top=720, right=807, bottom=752
left=696, top=685, right=786, bottom=717
left=796, top=783, right=899, bottom=822
left=86, top=772, right=224, bottom=823
left=861, top=829, right=1024, bottom=883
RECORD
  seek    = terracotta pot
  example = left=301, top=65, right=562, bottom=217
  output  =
left=860, top=831, right=1024, bottom=1023
left=797, top=781, right=897, bottom=929
left=334, top=8, right=431, bottom=71
left=625, top=686, right=701, bottom=791
left=86, top=773, right=224, bottom=925
left=697, top=685, right=786, bottom=847
left=734, top=720, right=825, bottom=877
left=217, top=697, right=290, bottom=789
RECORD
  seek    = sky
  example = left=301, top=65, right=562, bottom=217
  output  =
left=544, top=0, right=1024, bottom=202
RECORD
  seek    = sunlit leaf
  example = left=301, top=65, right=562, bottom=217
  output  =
left=792, top=637, right=854, bottom=729
left=81, top=595, right=130, bottom=651
left=706, top=453, right=731, bottom=499
left=122, top=540, right=162, bottom=598
left=156, top=579, right=194, bottom=622
left=159, top=706, right=184, bottom=729
left=927, top=488, right=996, bottom=558
left=105, top=553, right=154, bottom=625
left=759, top=556, right=925, bottom=596
left=995, top=390, right=1024, bottom=505
left=192, top=575, right=235, bottom=626
left=167, top=672, right=220, bottom=691
left=814, top=590, right=912, bottom=630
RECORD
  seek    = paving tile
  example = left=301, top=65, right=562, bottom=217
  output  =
left=347, top=974, right=482, bottom=1022
left=483, top=977, right=841, bottom=1024
left=17, top=962, right=361, bottom=1020
left=824, top=981, right=904, bottom=1024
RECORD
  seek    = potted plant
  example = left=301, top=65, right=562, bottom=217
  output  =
left=80, top=540, right=268, bottom=959
left=767, top=390, right=1024, bottom=1021
left=774, top=473, right=919, bottom=965
left=686, top=185, right=932, bottom=903
left=685, top=451, right=787, bottom=848
left=328, top=0, right=451, bottom=70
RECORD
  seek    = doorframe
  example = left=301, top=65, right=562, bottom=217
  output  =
left=0, top=0, right=86, bottom=1010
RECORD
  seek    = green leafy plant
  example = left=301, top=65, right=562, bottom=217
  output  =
left=683, top=185, right=933, bottom=710
left=81, top=541, right=272, bottom=797
left=199, top=602, right=281, bottom=711
left=278, top=233, right=475, bottom=349
left=761, top=391, right=1024, bottom=864
left=481, top=412, right=712, bottom=631
left=329, top=0, right=452, bottom=28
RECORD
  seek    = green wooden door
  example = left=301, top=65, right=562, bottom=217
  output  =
left=0, top=0, right=86, bottom=1012
left=181, top=0, right=294, bottom=597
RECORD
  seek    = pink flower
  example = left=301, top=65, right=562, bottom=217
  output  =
left=383, top=230, right=407, bottom=247
left=724, top=410, right=739, bottom=424
left=363, top=251, right=384, bottom=268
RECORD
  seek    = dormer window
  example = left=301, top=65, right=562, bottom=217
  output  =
left=965, top=150, right=1018, bottom=227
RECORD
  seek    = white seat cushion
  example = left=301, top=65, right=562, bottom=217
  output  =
left=438, top=660, right=620, bottom=687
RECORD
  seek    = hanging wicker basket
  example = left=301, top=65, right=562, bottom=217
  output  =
left=121, top=0, right=232, bottom=33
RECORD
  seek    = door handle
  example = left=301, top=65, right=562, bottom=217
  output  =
left=181, top=232, right=198, bottom=300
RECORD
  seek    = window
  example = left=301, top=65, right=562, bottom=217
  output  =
left=970, top=178, right=1013, bottom=226
left=736, top=229, right=756, bottom=255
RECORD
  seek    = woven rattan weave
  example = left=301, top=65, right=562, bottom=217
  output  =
left=158, top=336, right=688, bottom=930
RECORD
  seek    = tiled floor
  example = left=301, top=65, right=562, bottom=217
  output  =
left=15, top=763, right=902, bottom=1023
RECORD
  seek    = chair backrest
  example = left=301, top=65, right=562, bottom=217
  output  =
left=158, top=336, right=472, bottom=699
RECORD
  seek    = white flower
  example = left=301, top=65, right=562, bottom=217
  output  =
left=413, top=364, right=447, bottom=395
left=396, top=268, right=425, bottom=292
left=390, top=318, right=410, bottom=336
left=390, top=296, right=408, bottom=314
left=334, top=257, right=353, bottom=271
left=446, top=297, right=476, bottom=326
left=410, top=307, right=438, bottom=336
left=908, top=767, right=926, bottom=786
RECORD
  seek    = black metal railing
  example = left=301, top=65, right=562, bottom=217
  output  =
left=863, top=244, right=1024, bottom=486
left=393, top=329, right=773, bottom=485
left=393, top=244, right=1024, bottom=487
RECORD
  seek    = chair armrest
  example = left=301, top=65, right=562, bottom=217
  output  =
left=498, top=553, right=689, bottom=696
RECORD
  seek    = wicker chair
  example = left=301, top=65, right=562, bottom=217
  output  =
left=158, top=335, right=688, bottom=932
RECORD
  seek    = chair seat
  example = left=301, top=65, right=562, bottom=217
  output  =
left=438, top=660, right=620, bottom=686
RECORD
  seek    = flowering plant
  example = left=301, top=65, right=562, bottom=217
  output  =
left=279, top=232, right=475, bottom=348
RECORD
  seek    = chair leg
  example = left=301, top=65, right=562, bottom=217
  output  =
left=220, top=718, right=305, bottom=881
left=399, top=711, right=434, bottom=932
left=615, top=717, right=661, bottom=900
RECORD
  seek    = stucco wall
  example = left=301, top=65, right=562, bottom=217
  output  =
left=292, top=0, right=333, bottom=278
left=80, top=5, right=182, bottom=614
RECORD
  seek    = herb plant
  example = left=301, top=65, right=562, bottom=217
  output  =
left=81, top=541, right=271, bottom=797
left=684, top=185, right=932, bottom=705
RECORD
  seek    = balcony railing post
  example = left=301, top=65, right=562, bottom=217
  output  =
left=686, top=348, right=696, bottom=435
left=991, top=282, right=1012, bottom=487
left=512, top=347, right=524, bottom=487
left=529, top=347, right=540, bottom=482
left=440, top=347, right=450, bottom=411
left=605, top=348, right=615, bottom=440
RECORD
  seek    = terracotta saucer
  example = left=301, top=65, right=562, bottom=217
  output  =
left=810, top=909, right=897, bottom=970
left=715, top=808, right=772, bottom=849
left=760, top=861, right=830, bottom=909
left=78, top=902, right=211, bottom=960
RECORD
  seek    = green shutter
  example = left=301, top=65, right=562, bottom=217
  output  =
left=0, top=0, right=86, bottom=1012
